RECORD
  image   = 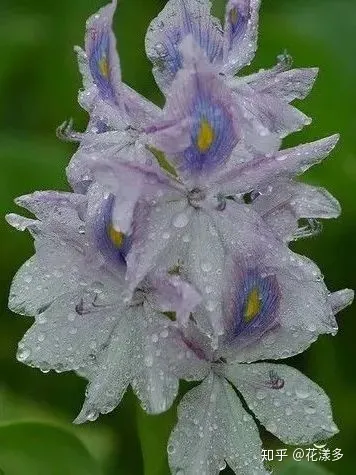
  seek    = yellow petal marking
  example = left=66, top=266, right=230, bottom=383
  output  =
left=244, top=288, right=261, bottom=322
left=99, top=55, right=109, bottom=78
left=229, top=7, right=239, bottom=26
left=108, top=225, right=124, bottom=248
left=197, top=118, right=215, bottom=153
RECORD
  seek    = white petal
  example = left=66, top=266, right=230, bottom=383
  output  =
left=131, top=305, right=180, bottom=414
left=74, top=307, right=137, bottom=423
left=9, top=249, right=83, bottom=317
left=17, top=290, right=123, bottom=373
left=246, top=67, right=319, bottom=102
left=329, top=289, right=354, bottom=314
left=168, top=373, right=267, bottom=475
left=76, top=306, right=185, bottom=422
left=184, top=210, right=226, bottom=336
left=224, top=362, right=339, bottom=444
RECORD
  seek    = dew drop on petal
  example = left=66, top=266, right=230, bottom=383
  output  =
left=295, top=388, right=309, bottom=399
left=17, top=348, right=31, bottom=362
left=144, top=355, right=154, bottom=367
left=172, top=212, right=189, bottom=228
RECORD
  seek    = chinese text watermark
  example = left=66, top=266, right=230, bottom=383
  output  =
left=261, top=444, right=343, bottom=463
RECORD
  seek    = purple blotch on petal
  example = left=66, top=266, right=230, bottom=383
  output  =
left=224, top=263, right=281, bottom=344
left=93, top=194, right=130, bottom=267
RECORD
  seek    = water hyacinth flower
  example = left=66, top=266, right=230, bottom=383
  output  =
left=164, top=253, right=353, bottom=474
left=6, top=187, right=203, bottom=420
left=146, top=0, right=316, bottom=149
left=6, top=0, right=354, bottom=473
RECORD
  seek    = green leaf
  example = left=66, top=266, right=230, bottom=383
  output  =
left=0, top=421, right=102, bottom=475
left=277, top=460, right=332, bottom=475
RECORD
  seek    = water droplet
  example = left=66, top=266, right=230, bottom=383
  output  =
left=256, top=390, right=266, bottom=400
left=17, top=348, right=31, bottom=362
left=167, top=443, right=175, bottom=455
left=201, top=262, right=212, bottom=273
left=144, top=356, right=154, bottom=367
left=295, top=388, right=309, bottom=399
left=172, top=212, right=189, bottom=228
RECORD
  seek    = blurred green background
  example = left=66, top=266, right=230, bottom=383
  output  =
left=0, top=0, right=355, bottom=474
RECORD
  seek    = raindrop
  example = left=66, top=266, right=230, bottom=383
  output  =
left=295, top=388, right=309, bottom=399
left=144, top=355, right=154, bottom=367
left=172, top=212, right=189, bottom=228
left=17, top=348, right=31, bottom=362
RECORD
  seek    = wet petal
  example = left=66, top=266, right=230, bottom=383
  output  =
left=224, top=362, right=339, bottom=444
left=149, top=37, right=240, bottom=179
left=252, top=182, right=341, bottom=242
left=90, top=159, right=180, bottom=234
left=329, top=289, right=354, bottom=314
left=222, top=0, right=261, bottom=75
left=246, top=67, right=319, bottom=102
left=83, top=0, right=121, bottom=104
left=8, top=252, right=82, bottom=317
left=168, top=373, right=267, bottom=474
left=210, top=203, right=338, bottom=361
left=86, top=185, right=129, bottom=269
left=131, top=306, right=180, bottom=415
left=184, top=210, right=227, bottom=337
left=215, top=134, right=340, bottom=195
left=17, top=290, right=123, bottom=374
left=222, top=256, right=281, bottom=345
left=147, top=273, right=202, bottom=326
left=233, top=84, right=312, bottom=141
left=126, top=199, right=192, bottom=291
left=74, top=306, right=136, bottom=423
left=75, top=306, right=183, bottom=421
left=145, top=0, right=223, bottom=91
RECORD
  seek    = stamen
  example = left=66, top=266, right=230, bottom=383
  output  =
left=292, top=218, right=322, bottom=241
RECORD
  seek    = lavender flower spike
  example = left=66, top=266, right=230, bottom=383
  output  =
left=6, top=1, right=353, bottom=474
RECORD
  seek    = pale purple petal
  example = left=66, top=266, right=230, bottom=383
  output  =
left=84, top=0, right=121, bottom=104
left=252, top=182, right=341, bottom=242
left=222, top=0, right=261, bottom=75
left=215, top=134, right=340, bottom=195
left=90, top=159, right=181, bottom=234
left=244, top=66, right=319, bottom=102
left=149, top=37, right=240, bottom=180
left=147, top=273, right=202, bottom=326
left=145, top=0, right=223, bottom=91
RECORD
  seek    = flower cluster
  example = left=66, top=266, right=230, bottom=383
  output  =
left=7, top=1, right=353, bottom=473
